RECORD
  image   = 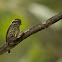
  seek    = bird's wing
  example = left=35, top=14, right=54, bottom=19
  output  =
left=6, top=24, right=12, bottom=42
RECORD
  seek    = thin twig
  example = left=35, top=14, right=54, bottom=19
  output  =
left=0, top=12, right=62, bottom=55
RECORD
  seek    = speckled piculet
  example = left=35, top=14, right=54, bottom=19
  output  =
left=6, top=18, right=23, bottom=53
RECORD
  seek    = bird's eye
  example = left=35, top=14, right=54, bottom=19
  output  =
left=12, top=21, right=16, bottom=23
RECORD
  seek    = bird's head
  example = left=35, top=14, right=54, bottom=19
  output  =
left=12, top=18, right=21, bottom=26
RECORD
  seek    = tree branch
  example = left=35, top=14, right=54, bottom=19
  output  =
left=0, top=12, right=62, bottom=55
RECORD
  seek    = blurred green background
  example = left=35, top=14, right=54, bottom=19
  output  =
left=0, top=0, right=62, bottom=62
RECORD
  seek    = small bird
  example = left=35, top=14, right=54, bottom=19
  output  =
left=6, top=18, right=24, bottom=53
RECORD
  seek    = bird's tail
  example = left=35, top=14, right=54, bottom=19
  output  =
left=7, top=50, right=11, bottom=53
